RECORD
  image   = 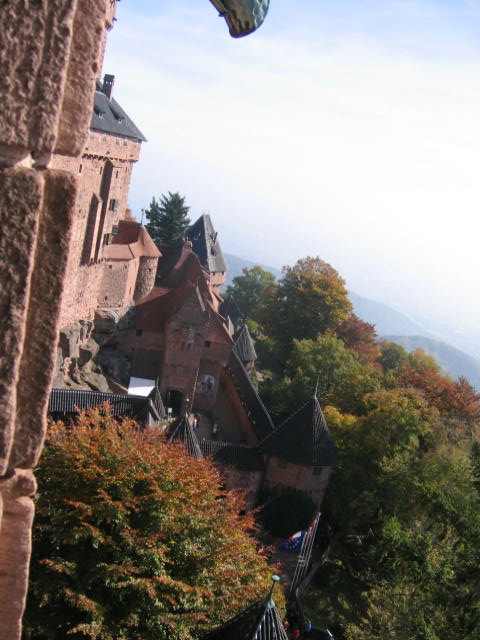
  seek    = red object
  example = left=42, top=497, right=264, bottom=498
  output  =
left=291, top=629, right=300, bottom=639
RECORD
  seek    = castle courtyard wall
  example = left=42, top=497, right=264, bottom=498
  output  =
left=263, top=457, right=332, bottom=509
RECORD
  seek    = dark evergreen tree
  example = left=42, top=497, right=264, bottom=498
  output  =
left=143, top=191, right=191, bottom=246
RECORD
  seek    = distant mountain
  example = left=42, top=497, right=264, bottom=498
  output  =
left=382, top=335, right=480, bottom=391
left=348, top=292, right=434, bottom=338
left=223, top=253, right=281, bottom=286
left=222, top=253, right=480, bottom=389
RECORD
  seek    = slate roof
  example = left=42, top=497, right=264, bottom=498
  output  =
left=168, top=416, right=203, bottom=459
left=200, top=440, right=264, bottom=471
left=204, top=578, right=287, bottom=640
left=91, top=80, right=147, bottom=142
left=227, top=351, right=274, bottom=441
left=258, top=396, right=338, bottom=468
left=233, top=325, right=257, bottom=363
left=220, top=295, right=243, bottom=332
left=186, top=214, right=228, bottom=274
left=48, top=388, right=164, bottom=424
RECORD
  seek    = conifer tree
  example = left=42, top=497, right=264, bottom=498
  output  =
left=143, top=191, right=191, bottom=246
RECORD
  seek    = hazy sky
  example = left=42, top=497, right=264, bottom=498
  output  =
left=103, top=0, right=480, bottom=342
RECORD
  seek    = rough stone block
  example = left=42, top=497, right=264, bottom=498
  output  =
left=55, top=0, right=111, bottom=155
left=0, top=169, right=43, bottom=475
left=0, top=1, right=77, bottom=154
left=0, top=496, right=35, bottom=640
left=11, top=170, right=77, bottom=470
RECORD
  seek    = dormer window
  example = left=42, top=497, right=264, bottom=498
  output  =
left=94, top=108, right=104, bottom=119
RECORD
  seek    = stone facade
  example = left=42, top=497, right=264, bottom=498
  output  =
left=0, top=2, right=116, bottom=637
left=51, top=83, right=147, bottom=329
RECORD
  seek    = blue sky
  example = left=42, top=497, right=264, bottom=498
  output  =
left=103, top=1, right=480, bottom=348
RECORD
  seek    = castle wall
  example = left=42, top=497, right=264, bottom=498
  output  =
left=52, top=127, right=141, bottom=329
left=98, top=258, right=139, bottom=309
left=263, top=457, right=332, bottom=509
left=217, top=465, right=262, bottom=509
left=134, top=256, right=158, bottom=301
left=0, top=2, right=115, bottom=636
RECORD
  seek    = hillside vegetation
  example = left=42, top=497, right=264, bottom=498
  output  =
left=224, top=252, right=480, bottom=390
left=227, top=258, right=480, bottom=639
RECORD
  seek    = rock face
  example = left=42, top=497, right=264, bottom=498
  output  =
left=0, top=2, right=115, bottom=637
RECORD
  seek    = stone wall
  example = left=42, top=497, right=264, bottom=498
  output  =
left=134, top=256, right=158, bottom=300
left=52, top=128, right=139, bottom=328
left=263, top=457, right=332, bottom=509
left=0, top=2, right=114, bottom=637
left=98, top=258, right=139, bottom=308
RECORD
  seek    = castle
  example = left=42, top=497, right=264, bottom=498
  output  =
left=44, top=69, right=338, bottom=513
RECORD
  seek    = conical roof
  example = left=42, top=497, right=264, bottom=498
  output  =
left=233, top=324, right=257, bottom=363
left=187, top=214, right=227, bottom=274
left=259, top=396, right=338, bottom=468
left=168, top=415, right=203, bottom=459
left=204, top=578, right=288, bottom=640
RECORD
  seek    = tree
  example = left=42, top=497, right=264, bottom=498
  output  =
left=335, top=313, right=380, bottom=365
left=143, top=191, right=191, bottom=246
left=224, top=265, right=276, bottom=321
left=23, top=407, right=272, bottom=640
left=287, top=333, right=361, bottom=406
left=261, top=256, right=352, bottom=359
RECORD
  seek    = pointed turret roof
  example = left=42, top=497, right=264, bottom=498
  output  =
left=233, top=324, right=257, bottom=364
left=168, top=415, right=203, bottom=459
left=259, top=396, right=338, bottom=468
left=186, top=214, right=228, bottom=274
left=204, top=576, right=288, bottom=640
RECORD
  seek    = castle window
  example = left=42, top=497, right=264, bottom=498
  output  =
left=204, top=341, right=211, bottom=348
left=111, top=224, right=119, bottom=236
left=109, top=198, right=118, bottom=212
left=79, top=164, right=83, bottom=174
left=115, top=170, right=119, bottom=178
left=116, top=137, right=120, bottom=145
left=108, top=264, right=112, bottom=269
left=99, top=167, right=103, bottom=175
left=104, top=296, right=108, bottom=301
left=136, top=329, right=143, bottom=337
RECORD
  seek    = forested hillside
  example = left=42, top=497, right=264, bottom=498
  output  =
left=226, top=259, right=480, bottom=639
left=224, top=252, right=480, bottom=390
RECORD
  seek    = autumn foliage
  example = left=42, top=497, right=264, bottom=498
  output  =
left=23, top=408, right=272, bottom=640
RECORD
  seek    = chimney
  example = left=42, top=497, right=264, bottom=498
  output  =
left=102, top=74, right=115, bottom=99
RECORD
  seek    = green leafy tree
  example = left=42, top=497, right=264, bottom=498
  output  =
left=143, top=191, right=190, bottom=247
left=261, top=256, right=352, bottom=359
left=287, top=333, right=361, bottom=405
left=224, top=265, right=276, bottom=321
left=23, top=407, right=272, bottom=640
